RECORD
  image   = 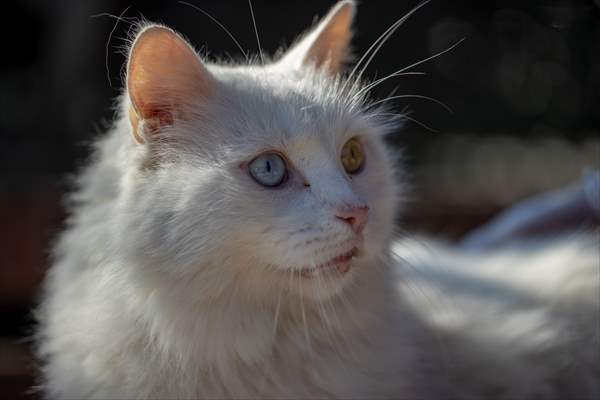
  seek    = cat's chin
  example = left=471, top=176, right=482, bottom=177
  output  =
left=299, top=247, right=359, bottom=279
left=278, top=247, right=367, bottom=302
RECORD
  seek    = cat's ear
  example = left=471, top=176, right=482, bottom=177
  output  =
left=126, top=25, right=214, bottom=144
left=277, top=0, right=355, bottom=75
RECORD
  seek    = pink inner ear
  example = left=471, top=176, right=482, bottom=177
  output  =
left=276, top=1, right=355, bottom=75
left=127, top=26, right=212, bottom=141
left=305, top=2, right=354, bottom=72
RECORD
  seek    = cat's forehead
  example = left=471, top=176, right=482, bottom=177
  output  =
left=210, top=66, right=367, bottom=143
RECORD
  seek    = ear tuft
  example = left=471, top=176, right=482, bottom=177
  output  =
left=127, top=25, right=213, bottom=144
left=278, top=0, right=356, bottom=75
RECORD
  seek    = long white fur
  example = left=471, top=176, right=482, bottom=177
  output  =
left=36, top=2, right=599, bottom=399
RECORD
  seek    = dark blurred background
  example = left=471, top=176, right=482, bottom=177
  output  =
left=1, top=0, right=598, bottom=397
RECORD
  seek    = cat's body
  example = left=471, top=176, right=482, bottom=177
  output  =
left=36, top=2, right=599, bottom=398
left=394, top=236, right=599, bottom=399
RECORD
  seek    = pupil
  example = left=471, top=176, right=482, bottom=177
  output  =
left=266, top=160, right=272, bottom=173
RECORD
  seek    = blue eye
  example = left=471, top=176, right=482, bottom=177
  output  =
left=248, top=153, right=287, bottom=187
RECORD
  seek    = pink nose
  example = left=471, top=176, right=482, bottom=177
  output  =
left=336, top=205, right=369, bottom=234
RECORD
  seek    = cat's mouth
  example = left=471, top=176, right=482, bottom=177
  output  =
left=300, top=247, right=359, bottom=279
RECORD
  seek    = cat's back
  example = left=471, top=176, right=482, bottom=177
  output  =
left=393, top=234, right=600, bottom=399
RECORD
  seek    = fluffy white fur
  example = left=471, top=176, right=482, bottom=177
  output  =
left=36, top=2, right=599, bottom=398
left=393, top=235, right=599, bottom=398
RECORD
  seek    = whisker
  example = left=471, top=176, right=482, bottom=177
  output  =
left=298, top=272, right=313, bottom=356
left=384, top=85, right=402, bottom=100
left=90, top=7, right=133, bottom=88
left=351, top=72, right=426, bottom=102
left=403, top=115, right=440, bottom=133
left=343, top=0, right=431, bottom=94
left=178, top=1, right=248, bottom=59
left=352, top=37, right=465, bottom=100
left=315, top=273, right=337, bottom=349
left=375, top=113, right=439, bottom=133
left=352, top=0, right=432, bottom=86
left=272, top=284, right=284, bottom=342
left=322, top=277, right=343, bottom=336
left=369, top=94, right=454, bottom=114
left=247, top=0, right=264, bottom=64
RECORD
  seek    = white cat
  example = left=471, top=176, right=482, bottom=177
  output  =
left=36, top=1, right=599, bottom=398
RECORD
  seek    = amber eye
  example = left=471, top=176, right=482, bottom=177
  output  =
left=341, top=138, right=365, bottom=174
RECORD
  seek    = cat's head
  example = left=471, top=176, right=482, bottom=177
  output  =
left=120, top=1, right=402, bottom=303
